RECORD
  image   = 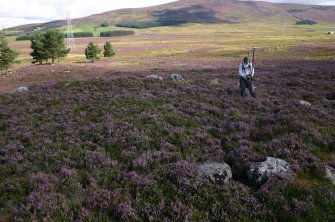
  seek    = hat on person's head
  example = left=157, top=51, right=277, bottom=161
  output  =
left=243, top=56, right=249, bottom=63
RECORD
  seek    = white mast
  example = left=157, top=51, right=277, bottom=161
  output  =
left=66, top=11, right=75, bottom=49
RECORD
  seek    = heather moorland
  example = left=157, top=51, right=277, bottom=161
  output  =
left=0, top=0, right=335, bottom=221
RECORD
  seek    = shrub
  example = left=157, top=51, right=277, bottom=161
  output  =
left=0, top=37, right=19, bottom=74
left=85, top=42, right=101, bottom=62
left=103, top=42, right=115, bottom=59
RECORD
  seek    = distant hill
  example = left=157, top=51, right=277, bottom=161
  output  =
left=7, top=0, right=335, bottom=32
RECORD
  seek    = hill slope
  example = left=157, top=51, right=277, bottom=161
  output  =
left=8, top=0, right=335, bottom=32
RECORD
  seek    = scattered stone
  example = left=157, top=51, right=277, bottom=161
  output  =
left=146, top=75, right=163, bottom=81
left=64, top=83, right=71, bottom=86
left=247, top=157, right=296, bottom=185
left=325, top=166, right=335, bottom=185
left=198, top=162, right=232, bottom=185
left=299, top=100, right=311, bottom=106
left=170, top=74, right=185, bottom=83
left=14, top=87, right=29, bottom=94
left=64, top=70, right=71, bottom=73
left=210, top=78, right=220, bottom=85
left=51, top=70, right=55, bottom=72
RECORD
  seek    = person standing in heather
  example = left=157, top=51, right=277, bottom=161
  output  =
left=238, top=56, right=256, bottom=97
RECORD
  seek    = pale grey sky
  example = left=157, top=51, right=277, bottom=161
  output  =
left=1, top=0, right=334, bottom=29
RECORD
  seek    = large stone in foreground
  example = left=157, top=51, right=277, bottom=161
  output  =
left=198, top=162, right=232, bottom=185
left=247, top=157, right=296, bottom=185
left=170, top=74, right=185, bottom=83
left=325, top=166, right=335, bottom=185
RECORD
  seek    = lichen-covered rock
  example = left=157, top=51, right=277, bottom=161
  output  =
left=198, top=162, right=232, bottom=185
left=170, top=74, right=185, bottom=83
left=325, top=166, right=335, bottom=185
left=14, top=87, right=29, bottom=94
left=248, top=157, right=296, bottom=185
left=146, top=75, right=163, bottom=81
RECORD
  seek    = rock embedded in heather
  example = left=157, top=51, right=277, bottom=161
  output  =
left=146, top=74, right=163, bottom=81
left=247, top=157, right=296, bottom=185
left=14, top=86, right=29, bottom=94
left=170, top=74, right=185, bottom=83
left=210, top=78, right=220, bottom=85
left=325, top=166, right=335, bottom=185
left=299, top=100, right=311, bottom=106
left=198, top=162, right=232, bottom=185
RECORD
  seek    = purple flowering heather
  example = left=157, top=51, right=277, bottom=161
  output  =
left=60, top=167, right=76, bottom=178
left=86, top=189, right=112, bottom=210
left=117, top=199, right=137, bottom=220
left=0, top=59, right=334, bottom=220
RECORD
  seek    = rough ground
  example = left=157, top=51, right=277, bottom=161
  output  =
left=0, top=58, right=334, bottom=221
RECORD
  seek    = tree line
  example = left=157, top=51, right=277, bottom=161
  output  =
left=1, top=29, right=116, bottom=74
left=16, top=30, right=135, bottom=41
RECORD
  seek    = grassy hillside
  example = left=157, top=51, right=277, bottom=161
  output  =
left=4, top=0, right=335, bottom=35
left=6, top=22, right=335, bottom=67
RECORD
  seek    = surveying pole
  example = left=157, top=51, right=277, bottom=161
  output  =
left=252, top=47, right=256, bottom=65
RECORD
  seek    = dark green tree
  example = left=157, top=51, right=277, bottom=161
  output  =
left=85, top=42, right=101, bottom=62
left=101, top=22, right=109, bottom=27
left=43, top=29, right=70, bottom=64
left=30, top=33, right=48, bottom=64
left=0, top=37, right=19, bottom=75
left=103, top=42, right=115, bottom=59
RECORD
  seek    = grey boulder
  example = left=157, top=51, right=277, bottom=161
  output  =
left=299, top=100, right=311, bottom=106
left=146, top=74, right=163, bottom=81
left=326, top=166, right=335, bottom=185
left=198, top=162, right=232, bottom=185
left=170, top=74, right=185, bottom=83
left=14, top=87, right=29, bottom=94
left=248, top=157, right=296, bottom=185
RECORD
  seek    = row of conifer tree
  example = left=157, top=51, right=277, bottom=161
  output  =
left=0, top=29, right=116, bottom=74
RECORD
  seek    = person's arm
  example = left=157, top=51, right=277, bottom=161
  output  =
left=239, top=63, right=245, bottom=78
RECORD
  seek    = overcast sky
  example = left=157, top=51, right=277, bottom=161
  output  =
left=1, top=0, right=335, bottom=29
